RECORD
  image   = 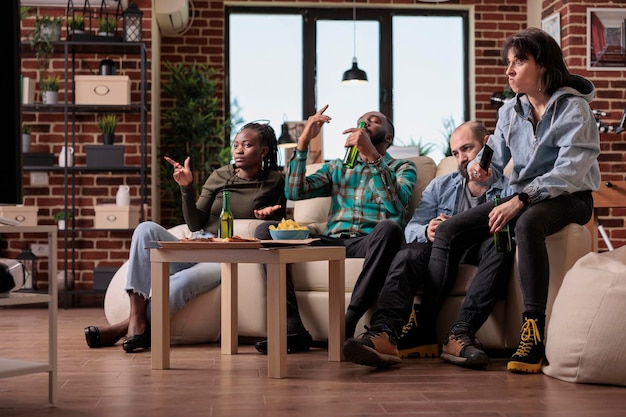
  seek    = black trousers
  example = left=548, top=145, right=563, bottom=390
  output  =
left=255, top=220, right=404, bottom=335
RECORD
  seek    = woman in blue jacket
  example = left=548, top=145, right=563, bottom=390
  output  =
left=428, top=27, right=600, bottom=374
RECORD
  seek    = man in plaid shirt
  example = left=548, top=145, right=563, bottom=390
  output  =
left=254, top=104, right=417, bottom=354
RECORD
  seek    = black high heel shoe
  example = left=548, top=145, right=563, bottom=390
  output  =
left=84, top=326, right=103, bottom=348
left=85, top=326, right=124, bottom=348
left=123, top=325, right=151, bottom=353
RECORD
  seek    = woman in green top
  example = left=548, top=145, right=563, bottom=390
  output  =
left=84, top=122, right=286, bottom=353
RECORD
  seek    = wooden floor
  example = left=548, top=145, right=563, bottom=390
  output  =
left=1, top=307, right=625, bottom=417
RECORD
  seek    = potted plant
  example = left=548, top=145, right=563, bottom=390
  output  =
left=97, top=114, right=118, bottom=145
left=68, top=14, right=86, bottom=35
left=161, top=61, right=230, bottom=222
left=40, top=74, right=60, bottom=104
left=53, top=210, right=72, bottom=230
left=98, top=17, right=117, bottom=36
left=29, top=16, right=63, bottom=73
left=21, top=124, right=32, bottom=153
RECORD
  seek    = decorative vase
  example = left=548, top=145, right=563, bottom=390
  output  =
left=58, top=146, right=74, bottom=167
left=116, top=185, right=131, bottom=206
left=21, top=134, right=31, bottom=153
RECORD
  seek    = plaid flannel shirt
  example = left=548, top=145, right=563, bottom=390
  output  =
left=285, top=149, right=417, bottom=237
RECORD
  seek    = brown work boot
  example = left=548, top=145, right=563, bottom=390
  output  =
left=441, top=326, right=488, bottom=368
left=343, top=324, right=402, bottom=368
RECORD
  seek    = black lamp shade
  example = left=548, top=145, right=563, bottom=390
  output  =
left=342, top=59, right=368, bottom=83
left=123, top=2, right=143, bottom=42
left=277, top=123, right=297, bottom=148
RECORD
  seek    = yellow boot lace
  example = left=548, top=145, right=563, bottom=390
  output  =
left=513, top=318, right=541, bottom=357
left=400, top=307, right=418, bottom=337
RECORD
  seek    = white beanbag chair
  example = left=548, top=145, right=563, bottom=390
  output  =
left=543, top=246, right=626, bottom=386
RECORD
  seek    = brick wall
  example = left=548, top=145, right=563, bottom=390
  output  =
left=13, top=0, right=626, bottom=291
left=16, top=0, right=153, bottom=291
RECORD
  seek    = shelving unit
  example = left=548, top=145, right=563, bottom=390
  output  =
left=21, top=41, right=148, bottom=305
left=0, top=225, right=57, bottom=404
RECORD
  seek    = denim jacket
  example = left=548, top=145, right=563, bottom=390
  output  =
left=473, top=74, right=601, bottom=205
left=404, top=171, right=512, bottom=244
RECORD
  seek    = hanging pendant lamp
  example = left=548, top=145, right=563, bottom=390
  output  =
left=342, top=0, right=368, bottom=83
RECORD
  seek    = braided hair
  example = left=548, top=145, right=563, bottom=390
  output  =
left=239, top=122, right=279, bottom=171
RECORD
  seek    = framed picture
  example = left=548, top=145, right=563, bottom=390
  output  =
left=542, top=13, right=561, bottom=47
left=587, top=8, right=626, bottom=70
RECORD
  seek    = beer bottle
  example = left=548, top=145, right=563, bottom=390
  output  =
left=219, top=191, right=234, bottom=238
left=493, top=194, right=512, bottom=252
left=343, top=120, right=366, bottom=168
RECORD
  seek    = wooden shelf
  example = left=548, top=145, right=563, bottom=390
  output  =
left=0, top=225, right=57, bottom=404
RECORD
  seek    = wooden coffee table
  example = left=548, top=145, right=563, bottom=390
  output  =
left=150, top=242, right=346, bottom=378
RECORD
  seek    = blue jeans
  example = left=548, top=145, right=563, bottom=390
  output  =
left=126, top=221, right=221, bottom=322
left=425, top=191, right=593, bottom=325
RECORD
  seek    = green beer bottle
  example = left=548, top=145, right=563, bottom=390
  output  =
left=343, top=120, right=366, bottom=168
left=219, top=191, right=234, bottom=238
left=493, top=194, right=512, bottom=252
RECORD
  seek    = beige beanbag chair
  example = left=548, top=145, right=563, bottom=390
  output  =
left=543, top=246, right=626, bottom=386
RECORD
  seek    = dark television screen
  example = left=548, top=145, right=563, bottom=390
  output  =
left=1, top=1, right=23, bottom=204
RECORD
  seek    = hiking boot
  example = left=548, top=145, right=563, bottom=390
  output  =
left=396, top=305, right=439, bottom=358
left=507, top=316, right=545, bottom=374
left=343, top=324, right=402, bottom=368
left=440, top=327, right=488, bottom=368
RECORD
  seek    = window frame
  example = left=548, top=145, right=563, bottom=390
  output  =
left=225, top=5, right=471, bottom=150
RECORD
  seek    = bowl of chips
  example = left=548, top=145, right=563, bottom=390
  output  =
left=269, top=219, right=311, bottom=240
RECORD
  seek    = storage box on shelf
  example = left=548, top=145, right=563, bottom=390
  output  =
left=23, top=153, right=55, bottom=167
left=93, top=267, right=117, bottom=291
left=95, top=204, right=140, bottom=229
left=0, top=205, right=38, bottom=226
left=75, top=75, right=131, bottom=105
left=86, top=145, right=124, bottom=167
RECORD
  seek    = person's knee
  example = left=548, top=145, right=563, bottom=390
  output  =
left=254, top=221, right=276, bottom=240
left=132, top=221, right=162, bottom=243
left=374, top=220, right=403, bottom=241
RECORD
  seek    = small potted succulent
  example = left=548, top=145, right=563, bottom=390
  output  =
left=68, top=14, right=86, bottom=35
left=97, top=113, right=118, bottom=145
left=53, top=210, right=73, bottom=230
left=97, top=17, right=117, bottom=37
left=21, top=124, right=32, bottom=153
left=40, top=74, right=60, bottom=104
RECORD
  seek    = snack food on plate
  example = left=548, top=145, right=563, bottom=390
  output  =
left=269, top=219, right=308, bottom=231
left=182, top=235, right=260, bottom=243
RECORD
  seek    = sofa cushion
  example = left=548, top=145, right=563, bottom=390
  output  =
left=542, top=247, right=626, bottom=386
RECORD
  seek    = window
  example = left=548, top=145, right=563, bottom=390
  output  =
left=227, top=7, right=469, bottom=163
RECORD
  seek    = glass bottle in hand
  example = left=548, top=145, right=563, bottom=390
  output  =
left=220, top=191, right=234, bottom=238
left=343, top=120, right=366, bottom=168
left=493, top=194, right=512, bottom=252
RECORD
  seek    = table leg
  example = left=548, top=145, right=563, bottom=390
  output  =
left=221, top=263, right=238, bottom=355
left=151, top=259, right=170, bottom=370
left=266, top=263, right=287, bottom=378
left=327, top=259, right=345, bottom=362
left=48, top=230, right=57, bottom=404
